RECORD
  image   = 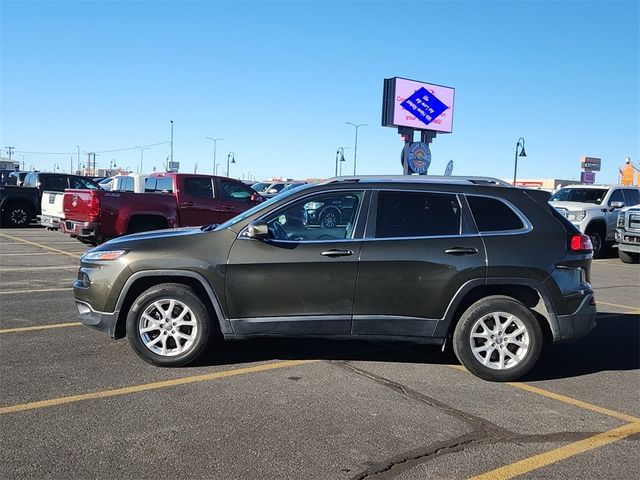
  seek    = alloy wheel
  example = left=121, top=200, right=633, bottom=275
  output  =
left=138, top=299, right=198, bottom=357
left=469, top=311, right=530, bottom=370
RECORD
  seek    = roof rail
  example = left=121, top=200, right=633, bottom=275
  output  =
left=319, top=175, right=513, bottom=187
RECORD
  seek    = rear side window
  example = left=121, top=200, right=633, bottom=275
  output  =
left=467, top=196, right=525, bottom=232
left=185, top=177, right=214, bottom=198
left=375, top=191, right=461, bottom=238
left=117, top=177, right=134, bottom=192
left=42, top=176, right=68, bottom=192
left=23, top=173, right=38, bottom=187
left=145, top=177, right=173, bottom=193
left=69, top=177, right=99, bottom=190
left=220, top=180, right=253, bottom=201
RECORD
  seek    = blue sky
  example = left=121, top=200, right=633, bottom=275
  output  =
left=1, top=0, right=638, bottom=184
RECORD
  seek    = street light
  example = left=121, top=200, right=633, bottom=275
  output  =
left=205, top=137, right=224, bottom=175
left=346, top=122, right=367, bottom=175
left=335, top=146, right=350, bottom=176
left=135, top=146, right=150, bottom=173
left=214, top=163, right=220, bottom=175
left=227, top=152, right=235, bottom=177
left=513, top=137, right=527, bottom=185
left=53, top=163, right=59, bottom=173
left=169, top=120, right=174, bottom=168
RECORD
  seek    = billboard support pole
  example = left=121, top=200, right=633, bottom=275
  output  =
left=399, top=127, right=414, bottom=175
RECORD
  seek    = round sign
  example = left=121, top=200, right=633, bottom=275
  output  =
left=407, top=142, right=431, bottom=174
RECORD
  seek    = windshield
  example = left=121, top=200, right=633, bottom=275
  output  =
left=251, top=182, right=270, bottom=192
left=549, top=188, right=608, bottom=205
left=214, top=183, right=315, bottom=231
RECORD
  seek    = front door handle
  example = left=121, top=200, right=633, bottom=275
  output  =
left=444, top=247, right=478, bottom=255
left=321, top=249, right=354, bottom=257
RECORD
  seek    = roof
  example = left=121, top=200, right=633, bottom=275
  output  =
left=320, top=175, right=513, bottom=187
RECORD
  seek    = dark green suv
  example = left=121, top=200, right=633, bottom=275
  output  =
left=73, top=176, right=597, bottom=381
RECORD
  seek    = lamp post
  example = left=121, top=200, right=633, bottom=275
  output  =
left=335, top=147, right=350, bottom=176
left=214, top=163, right=220, bottom=175
left=53, top=163, right=59, bottom=173
left=135, top=146, right=150, bottom=174
left=205, top=137, right=224, bottom=175
left=169, top=120, right=174, bottom=169
left=76, top=146, right=80, bottom=174
left=227, top=152, right=235, bottom=177
left=346, top=122, right=367, bottom=175
left=513, top=137, right=527, bottom=186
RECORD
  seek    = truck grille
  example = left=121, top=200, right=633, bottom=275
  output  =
left=628, top=212, right=640, bottom=232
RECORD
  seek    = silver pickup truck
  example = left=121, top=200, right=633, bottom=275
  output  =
left=549, top=184, right=640, bottom=258
left=615, top=204, right=640, bottom=263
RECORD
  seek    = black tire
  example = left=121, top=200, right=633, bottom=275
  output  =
left=126, top=283, right=213, bottom=367
left=618, top=249, right=640, bottom=264
left=320, top=208, right=339, bottom=228
left=586, top=229, right=604, bottom=258
left=2, top=204, right=34, bottom=227
left=452, top=295, right=543, bottom=382
left=128, top=222, right=162, bottom=235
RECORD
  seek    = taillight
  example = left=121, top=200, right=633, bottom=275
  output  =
left=569, top=233, right=592, bottom=252
left=88, top=195, right=101, bottom=217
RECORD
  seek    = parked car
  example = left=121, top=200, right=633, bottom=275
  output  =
left=99, top=174, right=149, bottom=193
left=73, top=175, right=596, bottom=382
left=252, top=181, right=305, bottom=198
left=0, top=172, right=99, bottom=227
left=62, top=173, right=262, bottom=244
left=615, top=204, right=640, bottom=263
left=0, top=169, right=18, bottom=185
left=7, top=171, right=29, bottom=186
left=549, top=184, right=640, bottom=257
left=38, top=176, right=100, bottom=230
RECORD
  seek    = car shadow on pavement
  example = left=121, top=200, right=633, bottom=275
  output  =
left=523, top=312, right=639, bottom=381
left=194, top=312, right=638, bottom=381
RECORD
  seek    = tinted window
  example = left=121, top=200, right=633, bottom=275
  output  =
left=262, top=191, right=364, bottom=241
left=375, top=191, right=460, bottom=238
left=623, top=189, right=640, bottom=206
left=145, top=177, right=173, bottom=193
left=467, top=196, right=525, bottom=232
left=608, top=189, right=624, bottom=205
left=69, top=177, right=99, bottom=190
left=117, top=177, right=134, bottom=192
left=221, top=180, right=253, bottom=201
left=549, top=188, right=608, bottom=205
left=23, top=173, right=38, bottom=187
left=185, top=177, right=214, bottom=198
left=42, top=176, right=68, bottom=192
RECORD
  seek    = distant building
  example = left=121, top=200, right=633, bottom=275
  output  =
left=506, top=178, right=581, bottom=191
left=0, top=157, right=20, bottom=170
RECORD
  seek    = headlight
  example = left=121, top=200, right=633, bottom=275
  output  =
left=566, top=210, right=586, bottom=222
left=617, top=213, right=626, bottom=227
left=82, top=250, right=128, bottom=261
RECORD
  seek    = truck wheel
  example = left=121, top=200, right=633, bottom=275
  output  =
left=452, top=295, right=542, bottom=382
left=2, top=204, right=33, bottom=227
left=586, top=229, right=603, bottom=258
left=126, top=283, right=213, bottom=367
left=618, top=249, right=640, bottom=264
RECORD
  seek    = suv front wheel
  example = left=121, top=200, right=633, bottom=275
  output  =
left=126, top=283, right=212, bottom=366
left=453, top=296, right=542, bottom=382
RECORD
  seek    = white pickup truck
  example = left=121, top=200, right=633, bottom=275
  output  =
left=39, top=174, right=149, bottom=230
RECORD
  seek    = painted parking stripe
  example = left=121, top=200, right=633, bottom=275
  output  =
left=596, top=300, right=640, bottom=312
left=0, top=322, right=82, bottom=334
left=0, top=360, right=314, bottom=415
left=0, top=233, right=82, bottom=259
left=0, top=265, right=78, bottom=272
left=468, top=422, right=640, bottom=480
left=0, top=287, right=72, bottom=295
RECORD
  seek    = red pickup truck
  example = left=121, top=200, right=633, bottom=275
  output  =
left=62, top=173, right=262, bottom=244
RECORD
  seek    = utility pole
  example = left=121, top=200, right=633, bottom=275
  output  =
left=76, top=146, right=80, bottom=174
left=5, top=146, right=15, bottom=161
left=346, top=123, right=367, bottom=175
left=169, top=120, right=174, bottom=169
left=135, top=146, right=150, bottom=174
left=205, top=137, right=224, bottom=175
left=70, top=156, right=73, bottom=174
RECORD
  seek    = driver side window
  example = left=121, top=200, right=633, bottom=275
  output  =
left=262, top=191, right=364, bottom=241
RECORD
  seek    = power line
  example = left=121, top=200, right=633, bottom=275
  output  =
left=15, top=141, right=169, bottom=155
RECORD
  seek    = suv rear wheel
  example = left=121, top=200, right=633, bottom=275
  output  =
left=126, top=283, right=212, bottom=366
left=453, top=295, right=542, bottom=382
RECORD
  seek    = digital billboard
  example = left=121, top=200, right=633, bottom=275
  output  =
left=382, top=77, right=455, bottom=133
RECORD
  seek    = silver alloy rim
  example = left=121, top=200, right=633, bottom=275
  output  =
left=139, top=299, right=198, bottom=357
left=469, top=311, right=530, bottom=370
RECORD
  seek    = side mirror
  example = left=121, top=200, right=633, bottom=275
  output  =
left=245, top=220, right=269, bottom=239
left=267, top=188, right=278, bottom=194
left=609, top=201, right=625, bottom=209
left=250, top=193, right=263, bottom=203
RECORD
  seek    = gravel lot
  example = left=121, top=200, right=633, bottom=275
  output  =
left=1, top=227, right=638, bottom=480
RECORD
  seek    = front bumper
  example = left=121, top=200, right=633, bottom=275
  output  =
left=615, top=229, right=640, bottom=253
left=63, top=220, right=99, bottom=240
left=74, top=297, right=120, bottom=338
left=555, top=293, right=597, bottom=342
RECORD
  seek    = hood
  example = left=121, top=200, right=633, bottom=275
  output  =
left=549, top=201, right=602, bottom=211
left=100, top=227, right=206, bottom=248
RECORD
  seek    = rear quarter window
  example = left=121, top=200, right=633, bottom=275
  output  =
left=467, top=196, right=525, bottom=232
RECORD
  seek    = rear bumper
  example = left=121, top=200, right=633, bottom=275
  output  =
left=63, top=219, right=99, bottom=240
left=74, top=297, right=119, bottom=338
left=555, top=293, right=597, bottom=342
left=38, top=215, right=62, bottom=229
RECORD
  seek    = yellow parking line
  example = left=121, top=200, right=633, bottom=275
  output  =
left=468, top=422, right=640, bottom=480
left=0, top=322, right=82, bottom=334
left=597, top=300, right=640, bottom=312
left=592, top=260, right=639, bottom=269
left=0, top=360, right=314, bottom=415
left=0, top=233, right=82, bottom=259
left=0, top=287, right=72, bottom=295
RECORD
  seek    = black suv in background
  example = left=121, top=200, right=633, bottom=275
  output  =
left=73, top=176, right=596, bottom=381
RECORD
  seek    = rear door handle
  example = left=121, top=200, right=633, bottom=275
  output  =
left=321, top=249, right=354, bottom=257
left=444, top=247, right=478, bottom=255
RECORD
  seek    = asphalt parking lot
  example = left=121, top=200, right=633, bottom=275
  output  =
left=1, top=227, right=638, bottom=480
